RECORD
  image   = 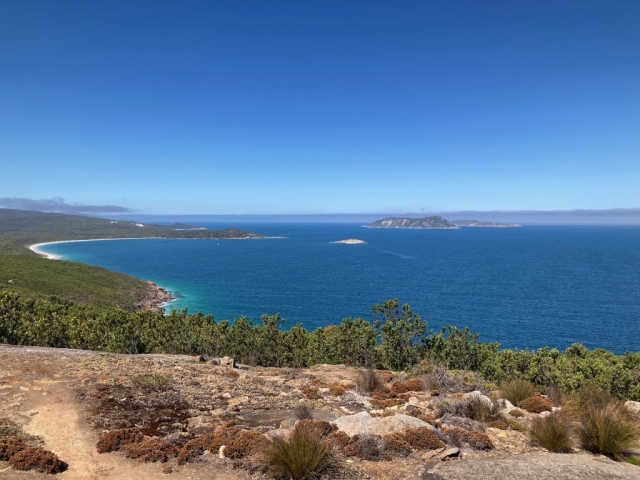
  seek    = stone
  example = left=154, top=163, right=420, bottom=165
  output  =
left=228, top=396, right=249, bottom=407
left=624, top=400, right=640, bottom=416
left=218, top=445, right=226, bottom=459
left=464, top=391, right=494, bottom=409
left=220, top=356, right=236, bottom=368
left=422, top=447, right=460, bottom=461
left=334, top=412, right=437, bottom=437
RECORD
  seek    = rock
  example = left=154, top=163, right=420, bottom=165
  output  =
left=222, top=392, right=232, bottom=399
left=265, top=428, right=292, bottom=441
left=318, top=388, right=330, bottom=395
left=196, top=355, right=207, bottom=363
left=228, top=396, right=249, bottom=407
left=209, top=358, right=221, bottom=366
left=334, top=412, right=437, bottom=437
left=464, top=391, right=494, bottom=409
left=408, top=396, right=420, bottom=405
left=220, top=356, right=236, bottom=368
left=218, top=445, right=226, bottom=459
left=422, top=447, right=460, bottom=461
left=624, top=400, right=640, bottom=416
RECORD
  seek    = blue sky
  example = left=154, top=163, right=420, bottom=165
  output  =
left=1, top=1, right=639, bottom=214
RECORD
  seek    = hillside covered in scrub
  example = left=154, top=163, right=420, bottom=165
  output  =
left=0, top=344, right=639, bottom=479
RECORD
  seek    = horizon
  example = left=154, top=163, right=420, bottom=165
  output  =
left=2, top=1, right=639, bottom=213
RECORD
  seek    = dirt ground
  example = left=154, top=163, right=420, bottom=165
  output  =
left=0, top=344, right=638, bottom=479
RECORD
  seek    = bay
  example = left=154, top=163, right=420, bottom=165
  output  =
left=38, top=224, right=640, bottom=354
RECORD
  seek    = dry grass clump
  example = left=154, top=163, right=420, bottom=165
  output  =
left=302, top=387, right=321, bottom=400
left=177, top=423, right=237, bottom=464
left=0, top=436, right=28, bottom=461
left=328, top=384, right=346, bottom=396
left=509, top=409, right=525, bottom=418
left=8, top=447, right=65, bottom=474
left=295, top=420, right=337, bottom=438
left=506, top=418, right=527, bottom=432
left=390, top=378, right=423, bottom=394
left=263, top=423, right=333, bottom=479
left=130, top=374, right=173, bottom=391
left=577, top=400, right=640, bottom=459
left=96, top=427, right=144, bottom=453
left=518, top=396, right=553, bottom=414
left=125, top=438, right=179, bottom=462
left=442, top=426, right=493, bottom=451
left=546, top=384, right=564, bottom=407
left=295, top=405, right=313, bottom=420
left=402, top=428, right=445, bottom=451
left=383, top=433, right=412, bottom=457
left=488, top=420, right=509, bottom=430
left=438, top=413, right=485, bottom=433
left=326, top=430, right=350, bottom=448
left=344, top=434, right=388, bottom=461
left=468, top=396, right=502, bottom=422
left=356, top=368, right=384, bottom=394
left=227, top=370, right=240, bottom=379
left=225, top=430, right=269, bottom=459
left=529, top=412, right=574, bottom=453
left=500, top=379, right=535, bottom=405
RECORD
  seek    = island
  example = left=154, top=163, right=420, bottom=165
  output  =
left=331, top=238, right=367, bottom=244
left=364, top=216, right=459, bottom=229
left=364, top=216, right=522, bottom=229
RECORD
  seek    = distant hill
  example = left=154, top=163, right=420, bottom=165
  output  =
left=364, top=216, right=459, bottom=229
left=451, top=220, right=521, bottom=228
left=166, top=222, right=206, bottom=230
left=0, top=208, right=263, bottom=255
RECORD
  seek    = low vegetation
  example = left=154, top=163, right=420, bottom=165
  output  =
left=2, top=293, right=640, bottom=401
left=530, top=412, right=574, bottom=452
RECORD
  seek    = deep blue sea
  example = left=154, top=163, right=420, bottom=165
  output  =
left=39, top=224, right=640, bottom=354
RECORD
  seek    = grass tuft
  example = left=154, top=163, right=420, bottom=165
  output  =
left=263, top=423, right=333, bottom=479
left=130, top=374, right=173, bottom=391
left=500, top=379, right=535, bottom=405
left=577, top=401, right=640, bottom=459
left=530, top=412, right=574, bottom=453
left=356, top=368, right=383, bottom=394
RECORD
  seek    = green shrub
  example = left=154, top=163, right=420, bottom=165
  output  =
left=500, top=380, right=535, bottom=405
left=578, top=401, right=640, bottom=459
left=509, top=409, right=525, bottom=418
left=263, top=424, right=333, bottom=479
left=627, top=456, right=640, bottom=466
left=530, top=412, right=573, bottom=453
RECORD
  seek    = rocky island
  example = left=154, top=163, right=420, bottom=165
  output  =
left=365, top=216, right=522, bottom=229
left=331, top=239, right=367, bottom=244
left=364, top=216, right=459, bottom=229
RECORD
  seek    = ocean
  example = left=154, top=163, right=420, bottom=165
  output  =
left=38, top=224, right=640, bottom=354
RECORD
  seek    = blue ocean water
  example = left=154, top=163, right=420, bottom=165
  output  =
left=39, top=224, right=640, bottom=354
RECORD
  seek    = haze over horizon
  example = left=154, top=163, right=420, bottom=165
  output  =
left=2, top=1, right=639, bottom=214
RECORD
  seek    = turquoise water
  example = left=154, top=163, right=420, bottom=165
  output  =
left=39, top=224, right=640, bottom=353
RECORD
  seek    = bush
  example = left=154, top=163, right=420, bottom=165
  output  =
left=468, top=396, right=501, bottom=422
left=500, top=380, right=535, bottom=405
left=130, top=374, right=173, bottom=391
left=344, top=434, right=388, bottom=461
left=509, top=409, right=525, bottom=418
left=578, top=401, right=640, bottom=459
left=125, top=438, right=178, bottom=462
left=530, top=412, right=574, bottom=453
left=356, top=368, right=383, bottom=394
left=263, top=424, right=333, bottom=479
left=383, top=433, right=412, bottom=457
left=442, top=426, right=493, bottom=451
left=402, top=428, right=445, bottom=450
left=96, top=428, right=144, bottom=453
left=0, top=436, right=28, bottom=461
left=506, top=418, right=526, bottom=432
left=8, top=447, right=65, bottom=474
left=390, top=378, right=423, bottom=394
left=518, top=396, right=553, bottom=414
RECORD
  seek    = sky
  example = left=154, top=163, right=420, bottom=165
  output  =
left=1, top=1, right=639, bottom=215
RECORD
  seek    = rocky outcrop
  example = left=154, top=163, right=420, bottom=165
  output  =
left=136, top=281, right=175, bottom=312
left=364, top=216, right=459, bottom=229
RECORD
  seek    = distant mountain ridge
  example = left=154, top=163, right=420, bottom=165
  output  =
left=364, top=216, right=520, bottom=229
left=364, top=216, right=459, bottom=229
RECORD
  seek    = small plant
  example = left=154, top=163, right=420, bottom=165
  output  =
left=302, top=387, right=321, bottom=400
left=506, top=418, right=527, bottom=432
left=263, top=424, right=333, bottom=479
left=509, top=409, right=525, bottom=418
left=578, top=401, right=640, bottom=459
left=546, top=384, right=564, bottom=407
left=295, top=405, right=313, bottom=420
left=468, top=396, right=501, bottom=422
left=8, top=447, right=66, bottom=474
left=488, top=420, right=509, bottom=430
left=0, top=436, right=28, bottom=461
left=328, top=384, right=346, bottom=396
left=344, top=434, right=388, bottom=461
left=356, top=368, right=383, bottom=394
left=420, top=374, right=440, bottom=392
left=125, top=438, right=179, bottom=463
left=530, top=412, right=574, bottom=453
left=500, top=379, right=535, bottom=405
left=130, top=374, right=173, bottom=391
left=627, top=456, right=640, bottom=466
left=383, top=433, right=412, bottom=457
left=402, top=428, right=445, bottom=450
left=96, top=428, right=144, bottom=454
left=442, top=426, right=493, bottom=451
left=518, top=396, right=553, bottom=414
